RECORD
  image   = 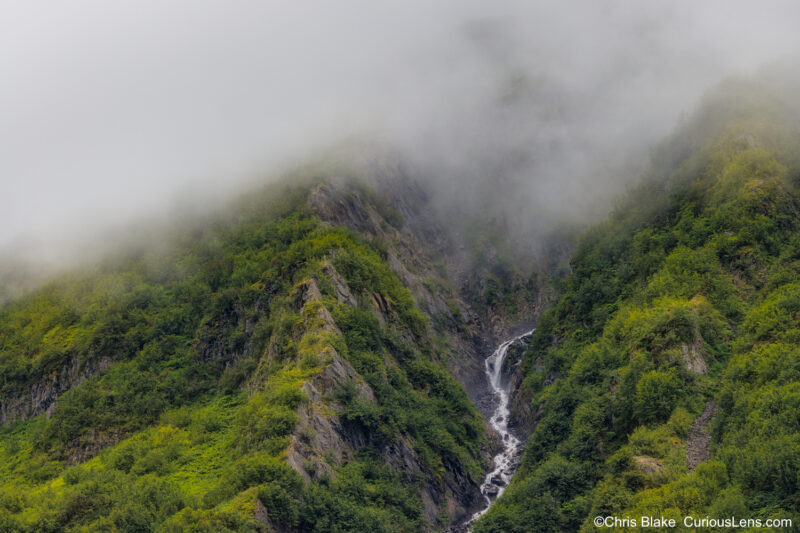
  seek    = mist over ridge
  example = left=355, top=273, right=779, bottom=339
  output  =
left=3, top=1, right=800, bottom=269
left=4, top=4, right=800, bottom=531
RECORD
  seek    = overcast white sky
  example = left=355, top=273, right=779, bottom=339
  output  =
left=2, top=1, right=800, bottom=262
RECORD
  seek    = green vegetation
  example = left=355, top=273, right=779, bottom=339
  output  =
left=474, top=79, right=800, bottom=532
left=6, top=76, right=800, bottom=533
left=0, top=177, right=483, bottom=531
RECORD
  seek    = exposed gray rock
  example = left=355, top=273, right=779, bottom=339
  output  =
left=681, top=339, right=708, bottom=374
left=321, top=260, right=357, bottom=307
left=634, top=455, right=665, bottom=474
left=686, top=400, right=717, bottom=471
left=1, top=355, right=112, bottom=425
left=65, top=427, right=128, bottom=465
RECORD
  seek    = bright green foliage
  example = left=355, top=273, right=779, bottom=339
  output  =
left=475, top=79, right=800, bottom=531
left=0, top=177, right=482, bottom=531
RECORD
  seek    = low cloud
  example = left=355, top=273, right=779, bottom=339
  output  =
left=2, top=1, right=799, bottom=267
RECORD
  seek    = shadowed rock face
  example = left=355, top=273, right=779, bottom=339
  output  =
left=0, top=354, right=112, bottom=425
left=504, top=339, right=538, bottom=437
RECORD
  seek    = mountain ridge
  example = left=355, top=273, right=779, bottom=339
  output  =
left=4, top=76, right=800, bottom=533
left=0, top=156, right=545, bottom=532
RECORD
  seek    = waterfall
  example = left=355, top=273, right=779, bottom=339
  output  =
left=466, top=329, right=534, bottom=528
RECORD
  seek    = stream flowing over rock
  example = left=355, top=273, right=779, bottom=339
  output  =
left=464, top=329, right=534, bottom=529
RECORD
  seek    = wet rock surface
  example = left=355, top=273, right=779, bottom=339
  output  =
left=464, top=330, right=533, bottom=529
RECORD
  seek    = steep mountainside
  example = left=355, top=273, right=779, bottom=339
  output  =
left=474, top=78, right=800, bottom=531
left=8, top=73, right=798, bottom=533
left=0, top=158, right=544, bottom=532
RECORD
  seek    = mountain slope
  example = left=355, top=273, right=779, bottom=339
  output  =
left=474, top=78, right=800, bottom=532
left=0, top=161, right=536, bottom=532
left=9, top=75, right=799, bottom=533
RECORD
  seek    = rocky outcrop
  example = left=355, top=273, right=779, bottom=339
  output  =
left=494, top=334, right=540, bottom=438
left=278, top=265, right=487, bottom=528
left=507, top=370, right=537, bottom=437
left=321, top=260, right=357, bottom=307
left=65, top=428, right=128, bottom=465
left=308, top=169, right=551, bottom=527
left=381, top=436, right=485, bottom=525
left=307, top=175, right=491, bottom=408
left=681, top=338, right=708, bottom=375
left=0, top=355, right=112, bottom=425
left=253, top=499, right=276, bottom=532
left=633, top=455, right=665, bottom=475
left=283, top=275, right=374, bottom=481
left=287, top=351, right=373, bottom=481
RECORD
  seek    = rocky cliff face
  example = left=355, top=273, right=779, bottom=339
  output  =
left=307, top=163, right=552, bottom=415
left=308, top=172, right=488, bottom=400
left=304, top=175, right=495, bottom=525
left=266, top=249, right=489, bottom=526
left=301, top=163, right=553, bottom=526
left=0, top=354, right=112, bottom=425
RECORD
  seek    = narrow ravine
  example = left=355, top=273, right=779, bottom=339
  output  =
left=466, top=329, right=534, bottom=529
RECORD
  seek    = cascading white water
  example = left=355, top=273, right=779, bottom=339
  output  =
left=467, top=329, right=534, bottom=528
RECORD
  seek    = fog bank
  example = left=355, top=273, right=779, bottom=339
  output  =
left=2, top=1, right=800, bottom=266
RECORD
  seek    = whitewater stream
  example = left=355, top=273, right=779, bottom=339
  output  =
left=466, top=329, right=534, bottom=529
